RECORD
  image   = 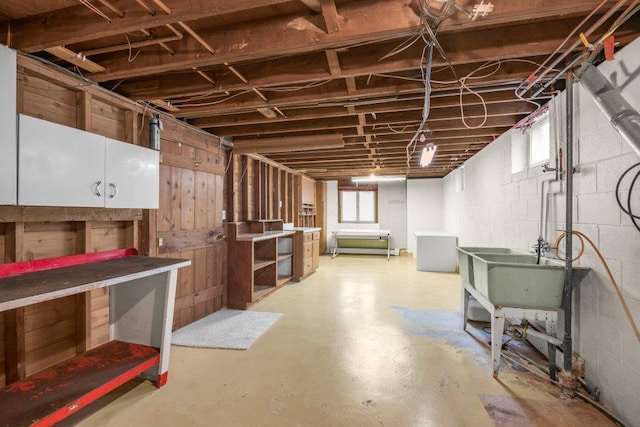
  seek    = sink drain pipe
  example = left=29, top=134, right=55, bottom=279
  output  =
left=559, top=71, right=576, bottom=396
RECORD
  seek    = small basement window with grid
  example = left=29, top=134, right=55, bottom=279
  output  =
left=338, top=184, right=377, bottom=223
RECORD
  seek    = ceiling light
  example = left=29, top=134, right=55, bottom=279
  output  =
left=352, top=175, right=406, bottom=183
left=420, top=144, right=437, bottom=167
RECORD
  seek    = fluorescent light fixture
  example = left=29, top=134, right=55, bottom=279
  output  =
left=420, top=144, right=437, bottom=167
left=352, top=175, right=406, bottom=183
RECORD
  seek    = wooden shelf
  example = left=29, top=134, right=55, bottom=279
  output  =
left=227, top=221, right=296, bottom=309
left=253, top=259, right=275, bottom=271
left=0, top=340, right=160, bottom=426
left=277, top=275, right=293, bottom=286
left=254, top=284, right=275, bottom=298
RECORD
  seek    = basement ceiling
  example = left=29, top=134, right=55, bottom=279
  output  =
left=1, top=0, right=639, bottom=180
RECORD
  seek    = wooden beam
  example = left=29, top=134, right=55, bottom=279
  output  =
left=213, top=114, right=520, bottom=137
left=325, top=50, right=341, bottom=76
left=233, top=134, right=345, bottom=155
left=0, top=207, right=142, bottom=223
left=44, top=46, right=105, bottom=73
left=320, top=0, right=340, bottom=33
left=3, top=0, right=296, bottom=52
left=79, top=0, right=617, bottom=83
left=89, top=0, right=421, bottom=82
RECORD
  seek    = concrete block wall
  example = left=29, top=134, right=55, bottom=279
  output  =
left=443, top=37, right=640, bottom=425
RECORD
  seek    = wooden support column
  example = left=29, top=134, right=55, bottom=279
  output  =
left=126, top=220, right=140, bottom=249
left=5, top=223, right=25, bottom=382
left=141, top=210, right=158, bottom=256
left=76, top=92, right=92, bottom=131
left=75, top=222, right=92, bottom=354
left=241, top=156, right=251, bottom=221
left=125, top=110, right=139, bottom=145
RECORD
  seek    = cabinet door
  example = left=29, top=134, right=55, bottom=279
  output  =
left=105, top=138, right=159, bottom=209
left=18, top=115, right=106, bottom=207
left=0, top=45, right=17, bottom=205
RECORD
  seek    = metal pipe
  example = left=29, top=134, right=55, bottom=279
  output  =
left=517, top=0, right=631, bottom=100
left=563, top=71, right=575, bottom=374
left=526, top=326, right=564, bottom=347
left=579, top=63, right=640, bottom=157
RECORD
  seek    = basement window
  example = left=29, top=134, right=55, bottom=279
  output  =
left=338, top=184, right=377, bottom=223
left=528, top=115, right=550, bottom=166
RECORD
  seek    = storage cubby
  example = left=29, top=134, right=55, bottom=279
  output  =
left=227, top=221, right=296, bottom=309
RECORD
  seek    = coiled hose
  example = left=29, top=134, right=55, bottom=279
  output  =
left=554, top=231, right=640, bottom=342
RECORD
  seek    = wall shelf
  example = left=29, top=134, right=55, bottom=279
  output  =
left=227, top=221, right=295, bottom=309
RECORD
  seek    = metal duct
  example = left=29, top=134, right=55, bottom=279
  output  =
left=579, top=63, right=640, bottom=157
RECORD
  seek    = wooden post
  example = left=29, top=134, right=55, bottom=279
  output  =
left=5, top=222, right=25, bottom=381
left=75, top=222, right=92, bottom=354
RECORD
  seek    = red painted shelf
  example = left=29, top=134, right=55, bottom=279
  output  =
left=0, top=340, right=160, bottom=426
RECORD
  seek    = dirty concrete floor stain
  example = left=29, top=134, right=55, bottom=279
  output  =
left=75, top=255, right=611, bottom=426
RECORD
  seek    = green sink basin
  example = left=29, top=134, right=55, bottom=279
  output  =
left=456, top=247, right=523, bottom=288
left=471, top=253, right=565, bottom=309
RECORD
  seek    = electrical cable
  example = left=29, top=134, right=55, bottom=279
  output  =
left=553, top=231, right=640, bottom=342
left=615, top=162, right=640, bottom=231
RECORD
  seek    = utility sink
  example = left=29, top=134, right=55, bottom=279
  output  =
left=470, top=253, right=565, bottom=309
left=456, top=247, right=524, bottom=288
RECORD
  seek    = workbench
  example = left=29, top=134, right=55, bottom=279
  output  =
left=0, top=249, right=190, bottom=426
left=331, top=229, right=392, bottom=260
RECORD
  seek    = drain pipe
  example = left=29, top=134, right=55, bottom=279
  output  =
left=560, top=71, right=576, bottom=396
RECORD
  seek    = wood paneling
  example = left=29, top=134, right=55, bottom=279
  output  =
left=21, top=75, right=75, bottom=127
left=1, top=48, right=225, bottom=383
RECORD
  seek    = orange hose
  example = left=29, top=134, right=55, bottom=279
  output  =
left=554, top=231, right=640, bottom=342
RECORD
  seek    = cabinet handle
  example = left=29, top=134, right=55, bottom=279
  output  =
left=94, top=181, right=102, bottom=197
left=109, top=183, right=119, bottom=198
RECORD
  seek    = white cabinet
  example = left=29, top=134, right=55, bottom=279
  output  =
left=105, top=138, right=159, bottom=209
left=0, top=45, right=17, bottom=205
left=18, top=114, right=159, bottom=209
left=19, top=114, right=106, bottom=207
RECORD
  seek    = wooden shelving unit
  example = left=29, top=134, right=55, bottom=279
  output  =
left=227, top=220, right=295, bottom=309
left=0, top=249, right=190, bottom=425
left=299, top=203, right=316, bottom=228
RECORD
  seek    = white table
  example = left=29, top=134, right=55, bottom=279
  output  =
left=331, top=229, right=392, bottom=260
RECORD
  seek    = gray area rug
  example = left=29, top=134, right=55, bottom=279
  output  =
left=171, top=308, right=282, bottom=350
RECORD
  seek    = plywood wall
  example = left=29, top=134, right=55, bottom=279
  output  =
left=1, top=54, right=226, bottom=386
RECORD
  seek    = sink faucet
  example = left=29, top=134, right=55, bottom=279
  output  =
left=531, top=237, right=551, bottom=263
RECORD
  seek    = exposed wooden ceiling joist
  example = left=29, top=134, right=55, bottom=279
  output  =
left=2, top=0, right=638, bottom=179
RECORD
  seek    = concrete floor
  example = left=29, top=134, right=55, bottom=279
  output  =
left=78, top=255, right=612, bottom=426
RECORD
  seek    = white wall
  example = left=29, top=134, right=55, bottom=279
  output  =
left=378, top=181, right=407, bottom=250
left=325, top=181, right=381, bottom=252
left=325, top=180, right=408, bottom=252
left=443, top=37, right=640, bottom=425
left=406, top=179, right=444, bottom=256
